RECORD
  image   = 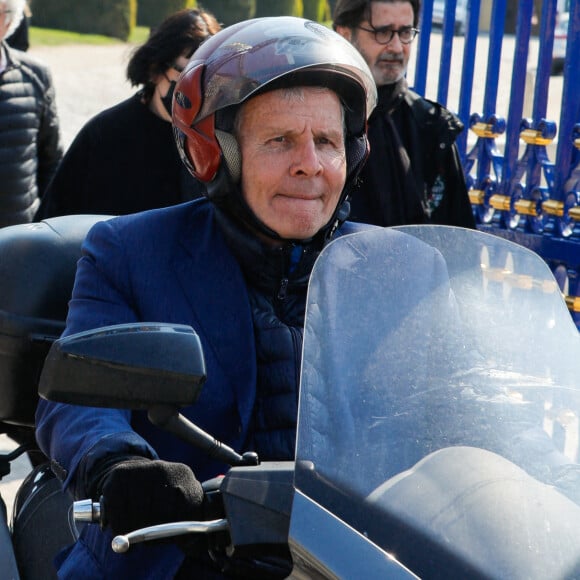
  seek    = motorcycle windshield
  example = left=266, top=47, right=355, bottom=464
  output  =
left=295, top=226, right=580, bottom=576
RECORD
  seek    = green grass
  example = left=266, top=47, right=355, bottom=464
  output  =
left=29, top=25, right=150, bottom=46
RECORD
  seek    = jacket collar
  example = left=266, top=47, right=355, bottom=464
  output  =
left=374, top=77, right=408, bottom=115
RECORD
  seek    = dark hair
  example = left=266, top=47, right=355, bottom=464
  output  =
left=127, top=8, right=221, bottom=101
left=333, top=0, right=421, bottom=30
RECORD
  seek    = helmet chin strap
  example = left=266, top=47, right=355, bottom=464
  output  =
left=327, top=199, right=351, bottom=240
left=215, top=187, right=350, bottom=248
left=215, top=187, right=288, bottom=243
left=212, top=177, right=351, bottom=247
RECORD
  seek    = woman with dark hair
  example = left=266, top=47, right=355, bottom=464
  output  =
left=35, top=9, right=221, bottom=219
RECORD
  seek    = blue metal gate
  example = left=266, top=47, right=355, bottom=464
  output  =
left=413, top=0, right=580, bottom=326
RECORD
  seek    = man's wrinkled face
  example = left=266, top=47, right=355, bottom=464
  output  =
left=237, top=87, right=347, bottom=240
left=337, top=1, right=414, bottom=86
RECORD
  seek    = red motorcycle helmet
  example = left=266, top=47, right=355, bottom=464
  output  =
left=172, top=16, right=377, bottom=205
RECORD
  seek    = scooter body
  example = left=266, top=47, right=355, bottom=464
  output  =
left=35, top=226, right=580, bottom=578
left=3, top=221, right=580, bottom=578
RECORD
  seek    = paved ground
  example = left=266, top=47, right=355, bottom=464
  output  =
left=29, top=43, right=136, bottom=149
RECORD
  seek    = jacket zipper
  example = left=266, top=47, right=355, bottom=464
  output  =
left=277, top=277, right=289, bottom=300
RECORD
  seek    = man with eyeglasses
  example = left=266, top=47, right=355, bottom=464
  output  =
left=334, top=0, right=475, bottom=228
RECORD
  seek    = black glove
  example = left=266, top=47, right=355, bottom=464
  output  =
left=99, top=458, right=205, bottom=536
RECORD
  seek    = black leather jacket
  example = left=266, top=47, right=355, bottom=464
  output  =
left=349, top=80, right=475, bottom=229
left=0, top=42, right=62, bottom=226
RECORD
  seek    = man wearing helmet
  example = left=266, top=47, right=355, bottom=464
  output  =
left=35, top=17, right=377, bottom=579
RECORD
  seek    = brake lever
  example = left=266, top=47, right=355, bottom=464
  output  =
left=111, top=518, right=229, bottom=553
left=73, top=500, right=228, bottom=553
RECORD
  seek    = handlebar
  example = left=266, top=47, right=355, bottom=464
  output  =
left=73, top=499, right=101, bottom=523
left=73, top=500, right=228, bottom=553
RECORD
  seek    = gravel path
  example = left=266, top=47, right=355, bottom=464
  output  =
left=29, top=43, right=136, bottom=149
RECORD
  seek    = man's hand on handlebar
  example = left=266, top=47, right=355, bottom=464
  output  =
left=98, top=458, right=205, bottom=536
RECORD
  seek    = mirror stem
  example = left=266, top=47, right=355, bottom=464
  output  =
left=147, top=405, right=252, bottom=466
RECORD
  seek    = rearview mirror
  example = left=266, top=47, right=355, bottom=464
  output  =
left=38, top=323, right=206, bottom=409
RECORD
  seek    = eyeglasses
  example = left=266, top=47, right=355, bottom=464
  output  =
left=0, top=10, right=13, bottom=16
left=357, top=25, right=419, bottom=45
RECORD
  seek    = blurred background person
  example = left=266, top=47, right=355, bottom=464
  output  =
left=5, top=0, right=30, bottom=51
left=0, top=0, right=62, bottom=226
left=333, top=0, right=475, bottom=228
left=35, top=8, right=220, bottom=220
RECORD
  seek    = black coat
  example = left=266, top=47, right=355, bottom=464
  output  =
left=35, top=93, right=205, bottom=220
left=349, top=80, right=475, bottom=229
left=0, top=43, right=62, bottom=226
